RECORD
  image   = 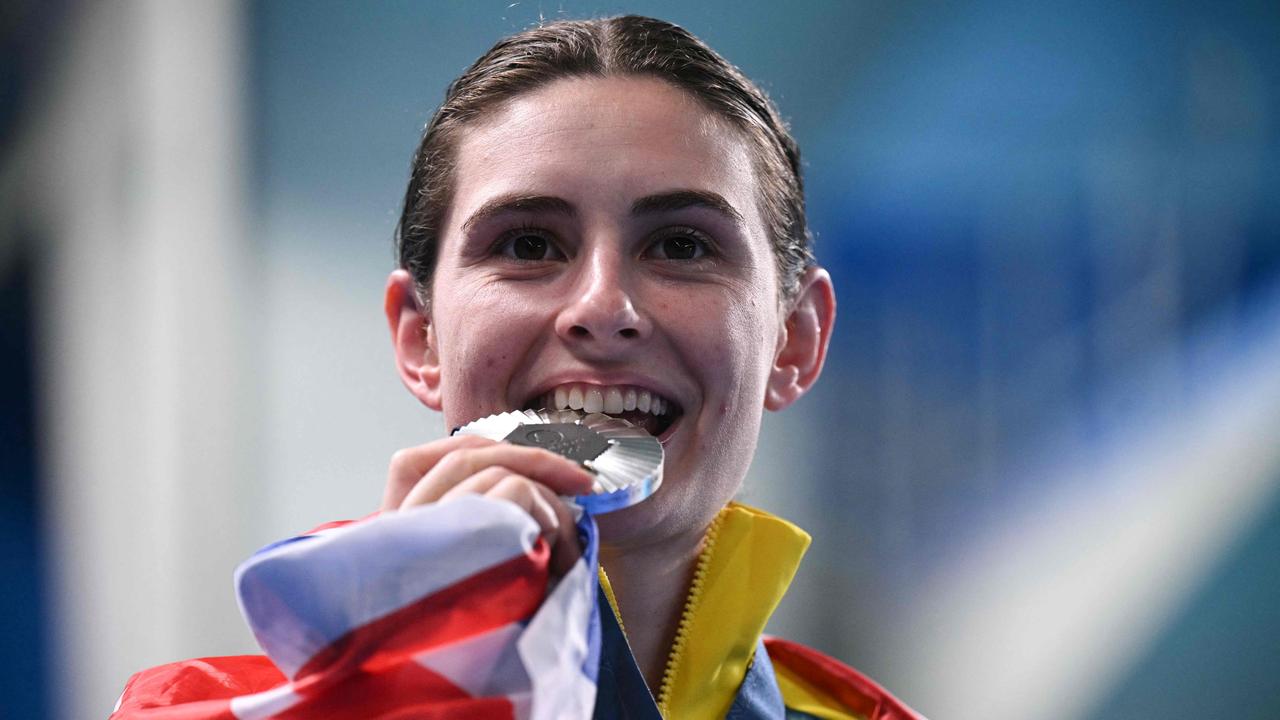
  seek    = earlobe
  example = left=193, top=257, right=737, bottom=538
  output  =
left=385, top=269, right=442, bottom=411
left=765, top=266, right=836, bottom=411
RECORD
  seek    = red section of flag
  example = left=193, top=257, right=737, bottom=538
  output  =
left=293, top=538, right=549, bottom=681
left=112, top=655, right=283, bottom=719
left=301, top=513, right=379, bottom=536
left=112, top=539, right=551, bottom=719
left=276, top=661, right=514, bottom=720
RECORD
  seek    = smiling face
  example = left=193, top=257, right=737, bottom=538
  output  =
left=398, top=75, right=799, bottom=546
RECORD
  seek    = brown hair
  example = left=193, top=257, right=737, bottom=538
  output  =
left=396, top=15, right=812, bottom=306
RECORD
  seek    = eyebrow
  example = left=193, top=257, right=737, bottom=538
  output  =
left=461, top=194, right=575, bottom=233
left=631, top=189, right=744, bottom=225
left=460, top=189, right=744, bottom=233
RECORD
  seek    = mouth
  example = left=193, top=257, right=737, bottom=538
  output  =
left=522, top=382, right=683, bottom=439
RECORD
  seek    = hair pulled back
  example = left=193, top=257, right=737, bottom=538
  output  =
left=396, top=15, right=812, bottom=306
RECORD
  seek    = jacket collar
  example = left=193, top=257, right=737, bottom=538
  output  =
left=599, top=502, right=811, bottom=718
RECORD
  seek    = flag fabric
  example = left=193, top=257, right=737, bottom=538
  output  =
left=112, top=495, right=602, bottom=720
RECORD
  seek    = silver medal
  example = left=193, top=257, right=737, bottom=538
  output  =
left=453, top=409, right=663, bottom=514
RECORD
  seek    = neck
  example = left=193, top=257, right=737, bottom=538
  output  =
left=597, top=522, right=709, bottom=693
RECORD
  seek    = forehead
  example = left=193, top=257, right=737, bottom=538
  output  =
left=448, top=75, right=763, bottom=226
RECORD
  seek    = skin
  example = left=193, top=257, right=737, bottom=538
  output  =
left=384, top=75, right=835, bottom=691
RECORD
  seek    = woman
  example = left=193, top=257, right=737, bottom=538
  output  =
left=114, top=15, right=920, bottom=720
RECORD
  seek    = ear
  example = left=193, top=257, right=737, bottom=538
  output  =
left=385, top=269, right=442, bottom=411
left=765, top=266, right=836, bottom=411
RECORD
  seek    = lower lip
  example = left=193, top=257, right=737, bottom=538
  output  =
left=657, top=414, right=682, bottom=445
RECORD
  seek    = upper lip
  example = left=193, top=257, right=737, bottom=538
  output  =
left=517, top=372, right=686, bottom=413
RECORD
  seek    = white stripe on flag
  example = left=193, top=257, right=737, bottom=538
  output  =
left=414, top=623, right=531, bottom=718
left=414, top=622, right=528, bottom=698
left=520, top=525, right=599, bottom=720
left=235, top=496, right=541, bottom=678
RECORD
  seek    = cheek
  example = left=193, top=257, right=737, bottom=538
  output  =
left=684, top=291, right=777, bottom=401
left=439, top=280, right=542, bottom=351
left=444, top=322, right=516, bottom=379
left=434, top=289, right=525, bottom=403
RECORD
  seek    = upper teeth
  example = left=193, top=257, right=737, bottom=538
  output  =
left=538, top=383, right=671, bottom=416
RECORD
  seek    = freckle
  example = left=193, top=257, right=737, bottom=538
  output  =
left=485, top=357, right=495, bottom=368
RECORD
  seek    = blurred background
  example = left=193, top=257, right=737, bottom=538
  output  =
left=3, top=1, right=1278, bottom=718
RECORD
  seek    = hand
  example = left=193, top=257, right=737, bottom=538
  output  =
left=382, top=435, right=595, bottom=576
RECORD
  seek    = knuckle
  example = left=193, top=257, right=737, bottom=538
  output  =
left=388, top=448, right=414, bottom=472
left=434, top=450, right=470, bottom=474
left=456, top=436, right=493, bottom=453
left=495, top=474, right=531, bottom=494
left=476, top=466, right=510, bottom=484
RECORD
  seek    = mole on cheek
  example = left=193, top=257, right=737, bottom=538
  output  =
left=485, top=357, right=496, bottom=369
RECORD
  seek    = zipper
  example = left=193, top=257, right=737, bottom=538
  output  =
left=597, top=566, right=625, bottom=635
left=655, top=509, right=727, bottom=717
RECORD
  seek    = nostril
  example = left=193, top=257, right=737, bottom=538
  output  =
left=569, top=325, right=591, bottom=338
left=619, top=328, right=639, bottom=339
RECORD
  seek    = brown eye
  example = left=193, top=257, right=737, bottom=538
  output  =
left=499, top=232, right=565, bottom=261
left=646, top=231, right=709, bottom=260
left=513, top=235, right=548, bottom=259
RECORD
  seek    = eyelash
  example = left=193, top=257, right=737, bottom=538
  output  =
left=643, top=226, right=715, bottom=261
left=490, top=225, right=717, bottom=262
left=492, top=225, right=562, bottom=262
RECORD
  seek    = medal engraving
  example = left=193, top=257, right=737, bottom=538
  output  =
left=504, top=423, right=610, bottom=464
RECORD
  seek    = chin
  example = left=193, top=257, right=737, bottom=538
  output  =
left=593, top=470, right=733, bottom=550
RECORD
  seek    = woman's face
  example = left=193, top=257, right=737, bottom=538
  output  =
left=419, top=76, right=788, bottom=545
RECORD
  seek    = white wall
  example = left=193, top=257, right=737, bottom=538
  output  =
left=26, top=4, right=443, bottom=716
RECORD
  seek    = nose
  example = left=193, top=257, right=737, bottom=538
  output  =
left=554, top=250, right=651, bottom=351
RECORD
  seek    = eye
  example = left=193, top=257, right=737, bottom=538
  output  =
left=644, top=229, right=711, bottom=261
left=496, top=230, right=565, bottom=261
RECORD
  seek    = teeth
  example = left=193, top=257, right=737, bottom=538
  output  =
left=604, top=387, right=624, bottom=414
left=533, top=383, right=674, bottom=418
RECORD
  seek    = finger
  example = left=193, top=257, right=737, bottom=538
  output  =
left=531, top=482, right=582, bottom=577
left=436, top=472, right=581, bottom=576
left=434, top=466, right=517, bottom=505
left=486, top=475, right=563, bottom=541
left=404, top=444, right=594, bottom=508
left=382, top=435, right=497, bottom=510
left=484, top=477, right=582, bottom=578
left=488, top=479, right=586, bottom=573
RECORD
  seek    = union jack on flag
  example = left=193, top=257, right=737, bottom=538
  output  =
left=112, top=496, right=602, bottom=719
